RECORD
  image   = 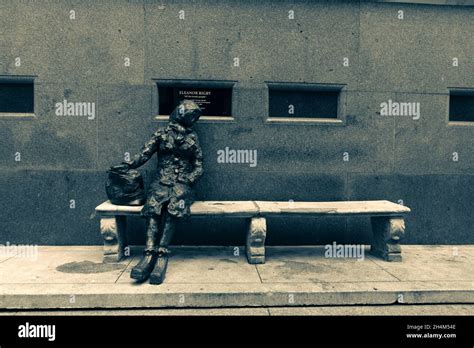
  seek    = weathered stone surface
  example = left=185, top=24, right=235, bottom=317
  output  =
left=359, top=2, right=474, bottom=94
left=371, top=217, right=405, bottom=261
left=96, top=200, right=259, bottom=217
left=97, top=199, right=410, bottom=216
left=100, top=216, right=127, bottom=263
left=268, top=304, right=474, bottom=316
left=0, top=246, right=473, bottom=309
left=246, top=217, right=267, bottom=264
left=96, top=199, right=409, bottom=263
left=255, top=200, right=410, bottom=216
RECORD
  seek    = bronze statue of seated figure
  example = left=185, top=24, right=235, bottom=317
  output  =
left=114, top=100, right=203, bottom=284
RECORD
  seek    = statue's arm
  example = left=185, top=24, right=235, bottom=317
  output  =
left=180, top=134, right=203, bottom=185
left=124, top=130, right=161, bottom=169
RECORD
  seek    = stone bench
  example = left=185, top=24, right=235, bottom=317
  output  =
left=95, top=200, right=410, bottom=264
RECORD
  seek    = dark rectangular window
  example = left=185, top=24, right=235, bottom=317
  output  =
left=449, top=89, right=474, bottom=122
left=158, top=84, right=232, bottom=117
left=269, top=85, right=340, bottom=118
left=0, top=81, right=34, bottom=113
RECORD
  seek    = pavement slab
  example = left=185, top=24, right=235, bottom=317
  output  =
left=369, top=245, right=474, bottom=282
left=118, top=246, right=261, bottom=284
left=1, top=305, right=473, bottom=316
left=0, top=247, right=132, bottom=284
left=268, top=304, right=474, bottom=316
left=258, top=246, right=399, bottom=283
left=0, top=245, right=472, bottom=310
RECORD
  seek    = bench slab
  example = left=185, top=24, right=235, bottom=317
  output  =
left=254, top=200, right=410, bottom=216
left=96, top=200, right=259, bottom=217
left=96, top=200, right=410, bottom=216
left=95, top=200, right=410, bottom=265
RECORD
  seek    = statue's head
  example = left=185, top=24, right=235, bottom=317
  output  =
left=169, top=100, right=202, bottom=128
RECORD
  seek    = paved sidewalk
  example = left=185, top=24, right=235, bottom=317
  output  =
left=1, top=304, right=474, bottom=316
left=0, top=245, right=472, bottom=311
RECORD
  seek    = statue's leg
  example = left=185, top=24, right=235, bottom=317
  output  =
left=158, top=212, right=176, bottom=251
left=149, top=212, right=175, bottom=285
left=145, top=216, right=159, bottom=252
left=130, top=216, right=160, bottom=281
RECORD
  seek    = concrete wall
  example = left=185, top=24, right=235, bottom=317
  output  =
left=1, top=0, right=473, bottom=246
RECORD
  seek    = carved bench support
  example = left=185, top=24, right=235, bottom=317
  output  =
left=246, top=217, right=267, bottom=264
left=370, top=216, right=405, bottom=262
left=100, top=216, right=127, bottom=263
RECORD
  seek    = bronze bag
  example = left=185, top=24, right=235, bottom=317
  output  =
left=106, top=166, right=146, bottom=206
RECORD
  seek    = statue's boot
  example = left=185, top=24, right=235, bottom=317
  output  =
left=149, top=249, right=169, bottom=285
left=130, top=250, right=158, bottom=282
left=131, top=216, right=160, bottom=281
left=150, top=214, right=174, bottom=285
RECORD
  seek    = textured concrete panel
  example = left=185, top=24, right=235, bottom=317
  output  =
left=97, top=84, right=154, bottom=170
left=189, top=91, right=393, bottom=176
left=359, top=2, right=474, bottom=93
left=0, top=170, right=105, bottom=245
left=145, top=0, right=360, bottom=84
left=0, top=0, right=145, bottom=84
left=194, top=170, right=347, bottom=201
left=0, top=82, right=98, bottom=170
left=0, top=1, right=473, bottom=246
left=393, top=93, right=474, bottom=175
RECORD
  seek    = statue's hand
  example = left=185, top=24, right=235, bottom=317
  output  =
left=110, top=163, right=130, bottom=171
left=177, top=174, right=191, bottom=185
